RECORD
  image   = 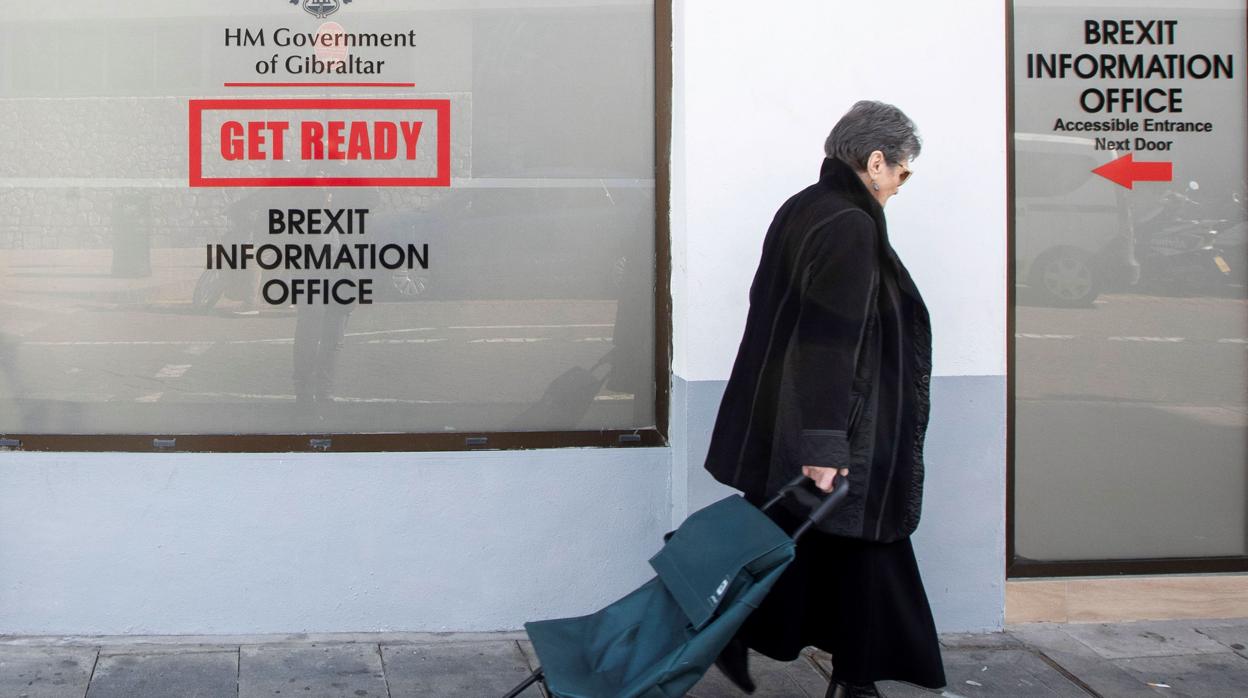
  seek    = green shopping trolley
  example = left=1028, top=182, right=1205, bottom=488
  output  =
left=504, top=475, right=849, bottom=698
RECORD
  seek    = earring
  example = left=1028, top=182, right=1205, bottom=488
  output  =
left=872, top=182, right=880, bottom=191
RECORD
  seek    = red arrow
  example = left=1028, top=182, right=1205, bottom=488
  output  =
left=1092, top=153, right=1173, bottom=189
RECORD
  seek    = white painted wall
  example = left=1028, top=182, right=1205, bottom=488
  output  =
left=0, top=449, right=670, bottom=634
left=671, top=0, right=1010, bottom=633
left=675, top=0, right=1008, bottom=382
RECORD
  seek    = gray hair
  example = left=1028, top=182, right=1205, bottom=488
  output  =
left=824, top=100, right=921, bottom=170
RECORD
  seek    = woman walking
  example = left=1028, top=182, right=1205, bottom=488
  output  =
left=705, top=101, right=946, bottom=697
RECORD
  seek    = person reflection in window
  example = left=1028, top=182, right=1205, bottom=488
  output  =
left=293, top=165, right=354, bottom=411
left=293, top=302, right=352, bottom=409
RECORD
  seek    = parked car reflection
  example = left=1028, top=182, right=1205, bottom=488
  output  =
left=364, top=184, right=653, bottom=302
left=1015, top=133, right=1138, bottom=307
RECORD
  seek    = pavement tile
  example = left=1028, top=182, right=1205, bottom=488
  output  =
left=884, top=648, right=1086, bottom=698
left=85, top=650, right=238, bottom=698
left=516, top=640, right=538, bottom=669
left=514, top=640, right=549, bottom=698
left=1037, top=649, right=1165, bottom=698
left=940, top=632, right=1026, bottom=650
left=1007, top=624, right=1095, bottom=656
left=239, top=643, right=386, bottom=698
left=804, top=648, right=833, bottom=680
left=1061, top=620, right=1229, bottom=659
left=876, top=681, right=947, bottom=697
left=1195, top=622, right=1248, bottom=659
left=1112, top=652, right=1248, bottom=698
left=802, top=649, right=946, bottom=697
left=1007, top=624, right=1165, bottom=697
left=0, top=646, right=96, bottom=698
left=382, top=641, right=535, bottom=697
left=98, top=643, right=240, bottom=656
left=1184, top=617, right=1248, bottom=629
left=690, top=652, right=828, bottom=698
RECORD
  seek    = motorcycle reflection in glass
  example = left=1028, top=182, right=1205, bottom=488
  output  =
left=1135, top=181, right=1240, bottom=296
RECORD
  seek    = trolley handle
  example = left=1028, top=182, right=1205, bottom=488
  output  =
left=762, top=475, right=850, bottom=541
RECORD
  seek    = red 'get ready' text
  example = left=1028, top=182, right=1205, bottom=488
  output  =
left=219, top=120, right=424, bottom=161
left=188, top=98, right=451, bottom=187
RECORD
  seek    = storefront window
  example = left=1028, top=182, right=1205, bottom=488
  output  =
left=0, top=1, right=663, bottom=445
left=1011, top=1, right=1247, bottom=567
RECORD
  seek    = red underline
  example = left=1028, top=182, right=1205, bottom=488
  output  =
left=224, top=82, right=415, bottom=88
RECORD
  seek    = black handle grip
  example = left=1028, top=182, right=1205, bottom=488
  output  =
left=764, top=474, right=850, bottom=542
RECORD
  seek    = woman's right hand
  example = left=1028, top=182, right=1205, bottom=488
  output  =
left=802, top=465, right=849, bottom=493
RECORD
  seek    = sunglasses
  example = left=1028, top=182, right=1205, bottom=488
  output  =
left=896, top=162, right=913, bottom=185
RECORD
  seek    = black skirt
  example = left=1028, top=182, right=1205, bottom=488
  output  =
left=739, top=505, right=947, bottom=689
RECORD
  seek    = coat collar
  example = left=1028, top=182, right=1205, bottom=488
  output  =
left=819, top=157, right=885, bottom=227
left=818, top=157, right=925, bottom=305
left=818, top=157, right=890, bottom=247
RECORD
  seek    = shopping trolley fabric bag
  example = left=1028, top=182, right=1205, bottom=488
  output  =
left=522, top=494, right=796, bottom=698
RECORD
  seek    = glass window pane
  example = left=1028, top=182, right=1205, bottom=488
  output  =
left=0, top=1, right=657, bottom=438
left=1013, top=0, right=1248, bottom=561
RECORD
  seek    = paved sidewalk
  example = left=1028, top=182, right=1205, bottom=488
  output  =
left=2, top=619, right=1246, bottom=697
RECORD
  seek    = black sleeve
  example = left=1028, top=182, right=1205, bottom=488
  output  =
left=791, top=211, right=878, bottom=469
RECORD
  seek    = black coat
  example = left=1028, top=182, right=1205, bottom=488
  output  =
left=704, top=157, right=933, bottom=543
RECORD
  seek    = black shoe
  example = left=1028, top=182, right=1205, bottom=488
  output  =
left=826, top=680, right=880, bottom=698
left=714, top=636, right=756, bottom=694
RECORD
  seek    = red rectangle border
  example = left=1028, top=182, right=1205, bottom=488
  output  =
left=188, top=99, right=451, bottom=187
